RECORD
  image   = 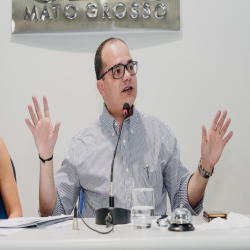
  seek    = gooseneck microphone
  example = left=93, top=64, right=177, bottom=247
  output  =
left=109, top=103, right=130, bottom=207
left=95, top=103, right=132, bottom=225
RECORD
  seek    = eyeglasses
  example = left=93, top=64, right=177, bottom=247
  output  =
left=99, top=61, right=138, bottom=80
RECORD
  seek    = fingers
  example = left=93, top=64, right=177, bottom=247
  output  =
left=25, top=118, right=35, bottom=134
left=28, top=105, right=38, bottom=126
left=53, top=122, right=61, bottom=141
left=43, top=96, right=50, bottom=119
left=220, top=117, right=231, bottom=138
left=29, top=96, right=50, bottom=125
left=216, top=110, right=227, bottom=133
left=209, top=110, right=233, bottom=146
left=32, top=96, right=43, bottom=120
left=209, top=110, right=221, bottom=131
left=223, top=131, right=233, bottom=146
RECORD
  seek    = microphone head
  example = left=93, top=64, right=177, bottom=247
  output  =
left=123, top=103, right=130, bottom=116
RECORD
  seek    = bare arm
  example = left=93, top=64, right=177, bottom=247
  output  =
left=188, top=110, right=233, bottom=208
left=0, top=137, right=22, bottom=218
left=25, top=96, right=60, bottom=217
left=187, top=165, right=208, bottom=208
left=39, top=160, right=57, bottom=216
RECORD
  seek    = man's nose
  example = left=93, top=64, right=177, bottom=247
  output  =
left=122, top=66, right=131, bottom=81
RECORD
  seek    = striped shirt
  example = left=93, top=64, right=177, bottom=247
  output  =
left=52, top=104, right=203, bottom=217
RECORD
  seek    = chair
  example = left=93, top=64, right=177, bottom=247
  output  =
left=0, top=157, right=17, bottom=219
left=78, top=189, right=84, bottom=217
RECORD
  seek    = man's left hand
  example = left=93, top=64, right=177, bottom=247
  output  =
left=201, top=110, right=233, bottom=172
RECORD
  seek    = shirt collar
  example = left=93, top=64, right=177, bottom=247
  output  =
left=101, top=103, right=139, bottom=136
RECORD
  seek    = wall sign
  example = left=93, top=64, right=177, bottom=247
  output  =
left=12, top=0, right=180, bottom=34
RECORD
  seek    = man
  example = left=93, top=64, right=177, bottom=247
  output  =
left=25, top=38, right=233, bottom=217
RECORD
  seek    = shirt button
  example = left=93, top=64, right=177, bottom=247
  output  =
left=129, top=197, right=131, bottom=202
left=112, top=132, right=115, bottom=137
left=126, top=168, right=129, bottom=173
left=131, top=130, right=134, bottom=134
left=123, top=140, right=126, bottom=145
left=114, top=122, right=118, bottom=127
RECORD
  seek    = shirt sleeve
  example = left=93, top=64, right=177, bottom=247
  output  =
left=38, top=191, right=66, bottom=216
left=53, top=138, right=81, bottom=215
left=162, top=127, right=204, bottom=216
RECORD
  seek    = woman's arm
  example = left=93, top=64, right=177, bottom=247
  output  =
left=0, top=137, right=22, bottom=218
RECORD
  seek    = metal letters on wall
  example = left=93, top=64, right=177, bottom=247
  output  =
left=12, top=0, right=180, bottom=34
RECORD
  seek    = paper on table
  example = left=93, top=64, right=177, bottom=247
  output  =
left=36, top=215, right=73, bottom=227
left=47, top=218, right=78, bottom=228
left=0, top=215, right=73, bottom=228
left=0, top=217, right=41, bottom=228
left=196, top=212, right=250, bottom=230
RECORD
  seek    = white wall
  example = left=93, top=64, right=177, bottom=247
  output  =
left=0, top=0, right=249, bottom=217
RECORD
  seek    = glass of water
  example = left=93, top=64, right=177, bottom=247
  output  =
left=131, top=188, right=155, bottom=229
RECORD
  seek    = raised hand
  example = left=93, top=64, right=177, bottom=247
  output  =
left=25, top=96, right=61, bottom=159
left=201, top=110, right=233, bottom=172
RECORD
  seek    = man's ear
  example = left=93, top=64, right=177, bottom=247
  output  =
left=97, top=79, right=105, bottom=97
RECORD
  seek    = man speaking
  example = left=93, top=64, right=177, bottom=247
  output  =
left=25, top=38, right=233, bottom=217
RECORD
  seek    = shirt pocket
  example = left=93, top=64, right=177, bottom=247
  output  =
left=141, top=164, right=160, bottom=188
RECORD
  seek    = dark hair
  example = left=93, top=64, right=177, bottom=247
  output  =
left=94, top=37, right=126, bottom=80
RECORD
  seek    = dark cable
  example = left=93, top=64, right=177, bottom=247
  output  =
left=110, top=103, right=130, bottom=183
left=76, top=206, right=114, bottom=234
left=110, top=113, right=126, bottom=183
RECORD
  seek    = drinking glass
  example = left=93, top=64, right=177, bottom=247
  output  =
left=131, top=188, right=155, bottom=229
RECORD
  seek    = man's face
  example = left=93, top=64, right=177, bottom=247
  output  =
left=97, top=41, right=137, bottom=116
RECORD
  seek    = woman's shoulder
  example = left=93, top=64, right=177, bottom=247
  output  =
left=0, top=136, right=5, bottom=149
left=0, top=136, right=7, bottom=151
left=0, top=137, right=10, bottom=162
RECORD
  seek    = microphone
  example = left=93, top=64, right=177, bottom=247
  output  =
left=109, top=103, right=130, bottom=207
left=95, top=103, right=132, bottom=225
left=123, top=103, right=130, bottom=116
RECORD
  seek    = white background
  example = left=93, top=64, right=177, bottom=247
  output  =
left=0, top=0, right=249, bottom=217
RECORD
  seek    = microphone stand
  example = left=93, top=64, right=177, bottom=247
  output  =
left=95, top=105, right=131, bottom=225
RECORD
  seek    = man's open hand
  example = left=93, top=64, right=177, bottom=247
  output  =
left=25, top=96, right=60, bottom=159
left=201, top=110, right=233, bottom=172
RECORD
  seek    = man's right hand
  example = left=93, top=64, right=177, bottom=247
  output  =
left=25, top=96, right=61, bottom=159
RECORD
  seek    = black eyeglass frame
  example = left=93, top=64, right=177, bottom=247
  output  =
left=99, top=61, right=138, bottom=80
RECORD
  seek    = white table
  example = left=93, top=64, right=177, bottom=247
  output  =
left=0, top=215, right=250, bottom=250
